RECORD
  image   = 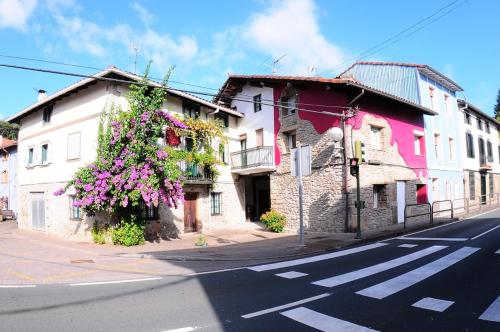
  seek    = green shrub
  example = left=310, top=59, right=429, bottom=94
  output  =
left=260, top=209, right=287, bottom=233
left=91, top=223, right=112, bottom=244
left=111, top=215, right=145, bottom=246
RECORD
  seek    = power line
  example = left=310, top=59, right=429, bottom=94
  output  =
left=319, top=0, right=469, bottom=76
left=0, top=63, right=354, bottom=117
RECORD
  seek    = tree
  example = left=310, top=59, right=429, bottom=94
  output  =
left=0, top=121, right=19, bottom=140
left=55, top=66, right=226, bottom=245
left=495, top=88, right=500, bottom=120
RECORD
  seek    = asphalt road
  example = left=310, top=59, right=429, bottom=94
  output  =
left=1, top=209, right=500, bottom=332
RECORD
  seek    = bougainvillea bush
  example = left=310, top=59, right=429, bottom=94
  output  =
left=55, top=67, right=226, bottom=245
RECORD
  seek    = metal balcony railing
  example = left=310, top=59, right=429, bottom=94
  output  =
left=230, top=146, right=274, bottom=170
left=177, top=161, right=211, bottom=182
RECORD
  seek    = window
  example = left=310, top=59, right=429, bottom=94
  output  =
left=429, top=87, right=435, bottom=110
left=27, top=147, right=34, bottom=166
left=69, top=196, right=82, bottom=220
left=67, top=132, right=81, bottom=160
left=478, top=119, right=483, bottom=131
left=1, top=170, right=7, bottom=184
left=256, top=129, right=264, bottom=147
left=280, top=85, right=298, bottom=116
left=373, top=185, right=387, bottom=208
left=140, top=201, right=159, bottom=220
left=253, top=94, right=262, bottom=113
left=487, top=140, right=493, bottom=162
left=444, top=95, right=449, bottom=114
left=211, top=192, right=221, bottom=215
left=434, top=133, right=441, bottom=159
left=288, top=131, right=297, bottom=149
left=489, top=174, right=494, bottom=198
left=182, top=101, right=200, bottom=118
left=448, top=137, right=454, bottom=160
left=370, top=126, right=382, bottom=150
left=469, top=171, right=475, bottom=200
left=414, top=135, right=423, bottom=155
left=464, top=112, right=471, bottom=124
left=42, top=105, right=53, bottom=123
left=215, top=113, right=229, bottom=128
left=486, top=123, right=491, bottom=134
left=184, top=137, right=194, bottom=152
left=465, top=132, right=475, bottom=158
left=479, top=137, right=486, bottom=164
left=41, top=143, right=49, bottom=164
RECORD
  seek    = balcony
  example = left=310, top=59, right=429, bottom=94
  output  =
left=178, top=161, right=212, bottom=184
left=230, top=146, right=275, bottom=175
left=479, top=154, right=492, bottom=171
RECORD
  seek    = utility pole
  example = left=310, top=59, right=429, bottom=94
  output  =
left=130, top=42, right=141, bottom=74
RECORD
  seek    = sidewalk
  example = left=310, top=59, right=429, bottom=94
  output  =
left=0, top=206, right=496, bottom=285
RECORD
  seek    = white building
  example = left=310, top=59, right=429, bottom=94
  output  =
left=7, top=67, right=250, bottom=241
left=457, top=99, right=500, bottom=204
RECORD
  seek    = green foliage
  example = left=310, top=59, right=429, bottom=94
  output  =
left=0, top=121, right=19, bottom=140
left=495, top=88, right=500, bottom=120
left=112, top=215, right=145, bottom=246
left=91, top=223, right=113, bottom=244
left=195, top=234, right=208, bottom=247
left=260, top=209, right=287, bottom=233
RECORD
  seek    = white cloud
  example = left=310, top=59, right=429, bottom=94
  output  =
left=131, top=1, right=155, bottom=27
left=243, top=0, right=347, bottom=75
left=0, top=0, right=38, bottom=31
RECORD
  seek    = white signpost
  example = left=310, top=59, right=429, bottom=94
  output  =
left=291, top=144, right=311, bottom=246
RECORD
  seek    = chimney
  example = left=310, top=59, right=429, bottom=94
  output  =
left=38, top=89, right=47, bottom=101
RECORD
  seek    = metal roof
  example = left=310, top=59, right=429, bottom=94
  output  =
left=6, top=67, right=243, bottom=123
left=339, top=61, right=463, bottom=92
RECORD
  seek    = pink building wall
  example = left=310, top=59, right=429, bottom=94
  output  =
left=272, top=83, right=429, bottom=201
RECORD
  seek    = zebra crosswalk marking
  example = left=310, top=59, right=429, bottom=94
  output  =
left=356, top=247, right=480, bottom=299
left=479, top=295, right=500, bottom=322
left=312, top=245, right=446, bottom=288
left=281, top=307, right=379, bottom=332
left=248, top=242, right=388, bottom=272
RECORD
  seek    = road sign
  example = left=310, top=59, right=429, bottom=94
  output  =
left=291, top=145, right=311, bottom=177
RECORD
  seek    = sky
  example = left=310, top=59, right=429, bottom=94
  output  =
left=0, top=0, right=499, bottom=119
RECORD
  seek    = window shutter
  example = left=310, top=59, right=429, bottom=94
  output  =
left=47, top=143, right=53, bottom=164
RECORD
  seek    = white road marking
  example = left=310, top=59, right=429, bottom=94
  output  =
left=412, top=297, right=454, bottom=312
left=397, top=237, right=468, bottom=242
left=357, top=246, right=480, bottom=299
left=241, top=293, right=331, bottom=319
left=312, top=245, right=446, bottom=288
left=0, top=285, right=36, bottom=288
left=281, top=307, right=379, bottom=332
left=470, top=224, right=500, bottom=240
left=398, top=244, right=418, bottom=248
left=70, top=277, right=162, bottom=286
left=160, top=327, right=196, bottom=332
left=187, top=267, right=246, bottom=276
left=248, top=243, right=388, bottom=272
left=275, top=271, right=308, bottom=279
left=479, top=295, right=500, bottom=322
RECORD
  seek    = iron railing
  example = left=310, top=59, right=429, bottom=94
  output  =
left=230, top=146, right=274, bottom=170
left=177, top=161, right=211, bottom=182
left=404, top=203, right=432, bottom=231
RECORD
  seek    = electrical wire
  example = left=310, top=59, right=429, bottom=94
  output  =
left=319, top=0, right=470, bottom=76
left=0, top=63, right=355, bottom=117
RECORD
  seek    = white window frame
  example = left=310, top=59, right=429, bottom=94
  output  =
left=448, top=137, right=454, bottom=160
left=67, top=132, right=81, bottom=160
left=40, top=142, right=52, bottom=165
left=370, top=126, right=382, bottom=150
left=414, top=134, right=423, bottom=156
left=434, top=133, right=441, bottom=159
left=26, top=146, right=35, bottom=167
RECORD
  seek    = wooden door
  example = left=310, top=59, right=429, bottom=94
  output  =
left=184, top=192, right=198, bottom=232
left=396, top=181, right=406, bottom=224
left=256, top=129, right=263, bottom=147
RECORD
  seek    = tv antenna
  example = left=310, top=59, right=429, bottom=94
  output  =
left=129, top=42, right=141, bottom=74
left=271, top=54, right=286, bottom=74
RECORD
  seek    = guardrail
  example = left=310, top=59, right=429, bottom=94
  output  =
left=404, top=203, right=432, bottom=232
left=432, top=200, right=453, bottom=220
left=404, top=193, right=500, bottom=232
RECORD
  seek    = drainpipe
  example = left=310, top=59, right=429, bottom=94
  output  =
left=348, top=88, right=365, bottom=106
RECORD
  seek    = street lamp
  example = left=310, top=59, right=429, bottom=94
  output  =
left=327, top=127, right=343, bottom=143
